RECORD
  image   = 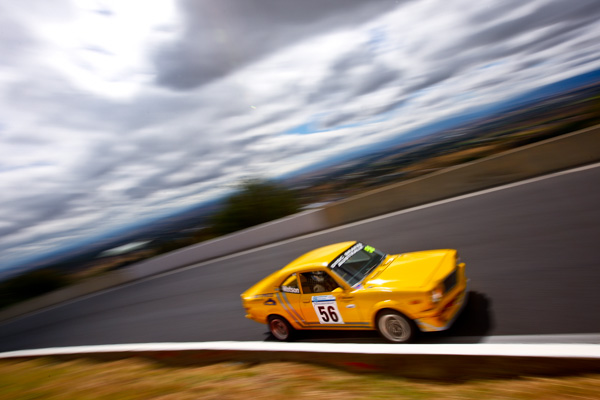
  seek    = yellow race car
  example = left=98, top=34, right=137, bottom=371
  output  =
left=241, top=241, right=468, bottom=343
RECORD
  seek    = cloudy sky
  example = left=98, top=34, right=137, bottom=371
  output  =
left=2, top=0, right=600, bottom=271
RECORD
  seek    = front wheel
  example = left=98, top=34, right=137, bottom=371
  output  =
left=376, top=310, right=416, bottom=343
left=268, top=315, right=294, bottom=341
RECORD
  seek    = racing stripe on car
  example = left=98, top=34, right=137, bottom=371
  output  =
left=275, top=292, right=299, bottom=325
left=306, top=322, right=369, bottom=329
left=276, top=292, right=305, bottom=327
left=280, top=292, right=305, bottom=324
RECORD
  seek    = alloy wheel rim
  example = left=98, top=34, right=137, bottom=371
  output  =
left=270, top=319, right=288, bottom=340
left=380, top=314, right=410, bottom=342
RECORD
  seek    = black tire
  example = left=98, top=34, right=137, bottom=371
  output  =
left=268, top=315, right=294, bottom=341
left=376, top=310, right=416, bottom=343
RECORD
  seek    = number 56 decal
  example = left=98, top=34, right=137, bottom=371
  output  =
left=312, top=296, right=344, bottom=324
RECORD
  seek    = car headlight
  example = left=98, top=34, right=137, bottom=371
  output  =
left=431, top=284, right=444, bottom=303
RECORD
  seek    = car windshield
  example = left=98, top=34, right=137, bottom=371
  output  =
left=328, top=242, right=386, bottom=287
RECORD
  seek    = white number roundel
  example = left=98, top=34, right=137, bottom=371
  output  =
left=312, top=296, right=344, bottom=324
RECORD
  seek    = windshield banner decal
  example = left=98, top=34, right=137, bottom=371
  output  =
left=329, top=242, right=364, bottom=270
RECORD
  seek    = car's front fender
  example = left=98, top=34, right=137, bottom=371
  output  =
left=370, top=299, right=419, bottom=327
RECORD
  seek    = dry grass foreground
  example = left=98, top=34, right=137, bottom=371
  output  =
left=1, top=357, right=599, bottom=400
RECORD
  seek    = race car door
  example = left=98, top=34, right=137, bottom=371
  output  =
left=297, top=271, right=365, bottom=327
left=276, top=273, right=305, bottom=327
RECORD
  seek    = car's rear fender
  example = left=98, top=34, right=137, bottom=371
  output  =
left=267, top=313, right=303, bottom=331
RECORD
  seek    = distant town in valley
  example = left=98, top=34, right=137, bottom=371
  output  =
left=4, top=76, right=600, bottom=285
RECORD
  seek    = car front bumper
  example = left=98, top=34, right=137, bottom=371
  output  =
left=415, top=279, right=469, bottom=332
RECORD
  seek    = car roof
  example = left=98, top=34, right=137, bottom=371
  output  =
left=278, top=241, right=356, bottom=274
left=241, top=241, right=356, bottom=298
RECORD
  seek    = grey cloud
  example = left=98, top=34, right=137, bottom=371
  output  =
left=526, top=23, right=596, bottom=55
left=406, top=1, right=600, bottom=94
left=0, top=192, right=84, bottom=237
left=83, top=45, right=113, bottom=56
left=374, top=97, right=407, bottom=115
left=123, top=185, right=157, bottom=200
left=0, top=0, right=72, bottom=73
left=225, top=130, right=274, bottom=150
left=321, top=111, right=355, bottom=129
left=122, top=152, right=236, bottom=200
left=308, top=48, right=368, bottom=103
left=464, top=0, right=523, bottom=25
left=444, top=0, right=600, bottom=58
left=308, top=44, right=401, bottom=105
left=294, top=48, right=404, bottom=132
left=4, top=70, right=208, bottom=148
left=93, top=7, right=114, bottom=17
left=352, top=65, right=399, bottom=96
left=331, top=48, right=373, bottom=72
left=306, top=73, right=347, bottom=104
left=71, top=140, right=128, bottom=180
left=0, top=12, right=35, bottom=60
left=517, top=57, right=547, bottom=70
left=406, top=67, right=456, bottom=92
left=441, top=19, right=598, bottom=78
left=153, top=0, right=401, bottom=90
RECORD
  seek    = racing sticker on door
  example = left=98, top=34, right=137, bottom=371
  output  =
left=311, top=295, right=344, bottom=324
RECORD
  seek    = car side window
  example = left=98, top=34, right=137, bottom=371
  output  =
left=299, top=271, right=340, bottom=294
left=280, top=274, right=300, bottom=294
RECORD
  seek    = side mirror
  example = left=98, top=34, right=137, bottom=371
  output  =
left=332, top=287, right=344, bottom=294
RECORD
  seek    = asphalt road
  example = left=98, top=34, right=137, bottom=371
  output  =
left=1, top=164, right=600, bottom=352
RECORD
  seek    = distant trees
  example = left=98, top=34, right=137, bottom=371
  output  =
left=211, top=179, right=300, bottom=235
left=142, top=180, right=300, bottom=257
left=0, top=269, right=71, bottom=310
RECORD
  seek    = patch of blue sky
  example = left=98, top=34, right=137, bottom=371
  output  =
left=407, top=86, right=432, bottom=100
left=367, top=27, right=387, bottom=53
left=479, top=60, right=505, bottom=70
left=370, top=101, right=406, bottom=124
left=284, top=121, right=317, bottom=135
left=453, top=90, right=476, bottom=103
left=367, top=25, right=397, bottom=55
left=283, top=107, right=397, bottom=136
left=283, top=119, right=362, bottom=135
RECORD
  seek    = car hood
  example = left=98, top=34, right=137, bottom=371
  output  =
left=362, top=250, right=454, bottom=291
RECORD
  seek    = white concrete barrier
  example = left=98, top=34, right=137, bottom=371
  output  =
left=2, top=342, right=599, bottom=379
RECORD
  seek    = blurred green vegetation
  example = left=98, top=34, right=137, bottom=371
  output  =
left=0, top=269, right=71, bottom=310
left=150, top=179, right=300, bottom=255
left=211, top=179, right=300, bottom=235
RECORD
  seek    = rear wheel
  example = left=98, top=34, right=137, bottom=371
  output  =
left=376, top=310, right=416, bottom=343
left=268, top=315, right=294, bottom=341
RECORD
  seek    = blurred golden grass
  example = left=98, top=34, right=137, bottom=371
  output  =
left=1, top=358, right=599, bottom=399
